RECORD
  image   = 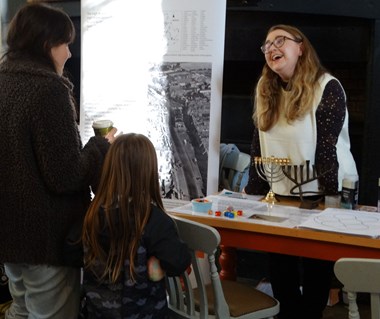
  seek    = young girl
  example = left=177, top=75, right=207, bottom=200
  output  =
left=82, top=133, right=191, bottom=319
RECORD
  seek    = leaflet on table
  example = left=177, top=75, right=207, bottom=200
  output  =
left=162, top=198, right=194, bottom=212
left=297, top=207, right=380, bottom=238
left=170, top=192, right=267, bottom=216
left=218, top=188, right=271, bottom=202
left=208, top=194, right=268, bottom=215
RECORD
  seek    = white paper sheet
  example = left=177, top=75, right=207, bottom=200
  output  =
left=298, top=207, right=380, bottom=238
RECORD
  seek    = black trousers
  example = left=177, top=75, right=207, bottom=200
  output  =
left=269, top=253, right=334, bottom=319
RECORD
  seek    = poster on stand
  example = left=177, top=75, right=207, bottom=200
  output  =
left=81, top=0, right=226, bottom=200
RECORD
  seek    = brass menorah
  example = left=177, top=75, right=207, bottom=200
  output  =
left=254, top=156, right=290, bottom=203
left=255, top=157, right=335, bottom=209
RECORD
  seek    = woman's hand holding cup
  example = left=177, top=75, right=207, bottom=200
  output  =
left=92, top=119, right=118, bottom=144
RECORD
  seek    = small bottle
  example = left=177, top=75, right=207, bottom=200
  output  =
left=341, top=175, right=359, bottom=210
left=377, top=178, right=380, bottom=212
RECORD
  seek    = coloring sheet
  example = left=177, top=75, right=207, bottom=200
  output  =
left=298, top=207, right=380, bottom=238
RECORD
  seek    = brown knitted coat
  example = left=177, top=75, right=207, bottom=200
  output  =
left=0, top=59, right=109, bottom=266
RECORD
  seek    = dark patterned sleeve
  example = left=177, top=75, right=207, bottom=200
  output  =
left=145, top=208, right=191, bottom=276
left=315, top=79, right=346, bottom=195
left=244, top=125, right=269, bottom=195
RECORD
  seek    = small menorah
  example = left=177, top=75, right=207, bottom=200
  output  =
left=254, top=156, right=290, bottom=203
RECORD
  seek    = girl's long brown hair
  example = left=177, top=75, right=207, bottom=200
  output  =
left=82, top=133, right=164, bottom=283
left=254, top=24, right=326, bottom=131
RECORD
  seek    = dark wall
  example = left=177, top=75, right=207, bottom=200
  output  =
left=221, top=0, right=380, bottom=205
left=64, top=15, right=80, bottom=110
left=49, top=1, right=81, bottom=110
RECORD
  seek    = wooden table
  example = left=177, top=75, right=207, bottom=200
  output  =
left=169, top=198, right=380, bottom=280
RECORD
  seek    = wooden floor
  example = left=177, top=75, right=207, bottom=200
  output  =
left=323, top=295, right=371, bottom=319
left=0, top=293, right=371, bottom=319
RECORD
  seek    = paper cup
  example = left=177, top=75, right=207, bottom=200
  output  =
left=92, top=120, right=113, bottom=137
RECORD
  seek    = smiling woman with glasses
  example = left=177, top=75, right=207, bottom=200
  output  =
left=261, top=35, right=303, bottom=54
left=244, top=24, right=358, bottom=319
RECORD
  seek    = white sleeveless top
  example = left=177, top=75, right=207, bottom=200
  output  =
left=258, top=73, right=357, bottom=196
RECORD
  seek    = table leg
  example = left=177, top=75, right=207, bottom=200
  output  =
left=219, top=245, right=237, bottom=280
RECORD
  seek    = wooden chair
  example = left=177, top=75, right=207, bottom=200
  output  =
left=167, top=216, right=279, bottom=319
left=219, top=145, right=251, bottom=192
left=334, top=257, right=380, bottom=319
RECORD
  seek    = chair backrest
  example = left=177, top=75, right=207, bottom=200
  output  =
left=167, top=216, right=230, bottom=319
left=334, top=257, right=380, bottom=319
left=219, top=143, right=251, bottom=192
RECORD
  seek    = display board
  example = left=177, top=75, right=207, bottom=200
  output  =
left=80, top=0, right=226, bottom=200
left=0, top=1, right=3, bottom=54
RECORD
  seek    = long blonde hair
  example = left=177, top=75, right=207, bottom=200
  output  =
left=82, top=133, right=164, bottom=283
left=254, top=24, right=326, bottom=131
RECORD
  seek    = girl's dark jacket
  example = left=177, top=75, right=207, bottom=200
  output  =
left=82, top=205, right=191, bottom=319
left=0, top=58, right=109, bottom=266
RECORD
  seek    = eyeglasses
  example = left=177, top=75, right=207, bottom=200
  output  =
left=260, top=35, right=302, bottom=54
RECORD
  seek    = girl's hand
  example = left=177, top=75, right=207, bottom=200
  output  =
left=147, top=256, right=165, bottom=281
